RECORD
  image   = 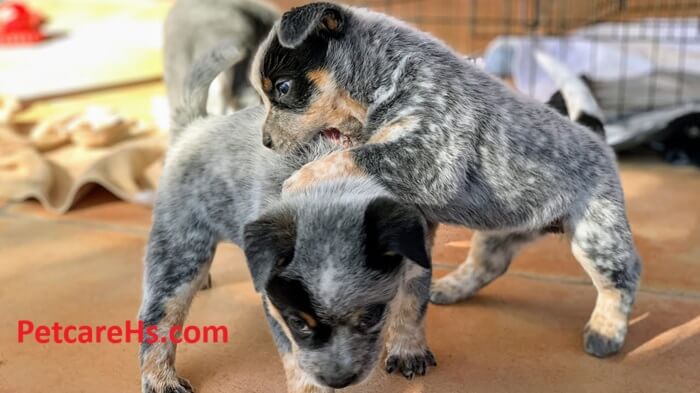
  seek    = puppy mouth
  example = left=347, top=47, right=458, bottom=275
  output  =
left=320, top=127, right=353, bottom=147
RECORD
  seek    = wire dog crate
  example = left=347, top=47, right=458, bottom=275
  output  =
left=331, top=0, right=700, bottom=121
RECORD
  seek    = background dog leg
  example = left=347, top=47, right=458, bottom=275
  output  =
left=138, top=215, right=217, bottom=393
left=431, top=231, right=538, bottom=304
left=569, top=191, right=641, bottom=358
left=206, top=71, right=234, bottom=116
left=385, top=263, right=436, bottom=379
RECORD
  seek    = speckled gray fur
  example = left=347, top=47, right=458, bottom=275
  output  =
left=253, top=2, right=641, bottom=359
left=139, top=46, right=434, bottom=393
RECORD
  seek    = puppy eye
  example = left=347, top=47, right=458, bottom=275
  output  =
left=275, top=79, right=291, bottom=96
left=287, top=315, right=311, bottom=335
left=358, top=304, right=386, bottom=331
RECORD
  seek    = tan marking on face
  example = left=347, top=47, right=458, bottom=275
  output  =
left=262, top=77, right=273, bottom=93
left=283, top=150, right=364, bottom=192
left=264, top=295, right=298, bottom=352
left=299, top=312, right=318, bottom=329
left=271, top=300, right=332, bottom=392
left=306, top=69, right=330, bottom=86
left=368, top=116, right=419, bottom=144
left=282, top=353, right=333, bottom=393
left=263, top=69, right=368, bottom=151
left=305, top=69, right=367, bottom=127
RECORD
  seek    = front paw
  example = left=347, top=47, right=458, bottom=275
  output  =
left=385, top=347, right=437, bottom=379
left=143, top=377, right=194, bottom=393
left=283, top=151, right=361, bottom=193
left=282, top=167, right=310, bottom=193
left=583, top=324, right=625, bottom=358
left=430, top=272, right=480, bottom=305
left=282, top=168, right=305, bottom=193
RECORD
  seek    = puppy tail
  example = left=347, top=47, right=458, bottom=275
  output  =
left=534, top=50, right=606, bottom=139
left=170, top=42, right=245, bottom=138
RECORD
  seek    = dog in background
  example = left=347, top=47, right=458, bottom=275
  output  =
left=250, top=2, right=641, bottom=358
left=139, top=44, right=436, bottom=393
left=164, top=0, right=278, bottom=117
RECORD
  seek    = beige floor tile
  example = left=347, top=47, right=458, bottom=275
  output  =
left=2, top=216, right=699, bottom=393
left=0, top=216, right=253, bottom=392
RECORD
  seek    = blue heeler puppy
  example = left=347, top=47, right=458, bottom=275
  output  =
left=250, top=2, right=642, bottom=360
left=139, top=44, right=436, bottom=393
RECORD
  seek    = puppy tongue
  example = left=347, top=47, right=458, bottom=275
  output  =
left=322, top=128, right=342, bottom=142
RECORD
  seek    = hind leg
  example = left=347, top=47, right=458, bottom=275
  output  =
left=569, top=193, right=641, bottom=358
left=431, top=231, right=539, bottom=304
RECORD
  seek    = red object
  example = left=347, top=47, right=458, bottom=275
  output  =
left=0, top=1, right=46, bottom=45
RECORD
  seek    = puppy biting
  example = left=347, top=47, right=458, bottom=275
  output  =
left=139, top=43, right=435, bottom=393
left=252, top=2, right=641, bottom=358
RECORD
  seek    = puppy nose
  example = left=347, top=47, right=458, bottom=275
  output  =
left=262, top=133, right=273, bottom=149
left=319, top=373, right=358, bottom=389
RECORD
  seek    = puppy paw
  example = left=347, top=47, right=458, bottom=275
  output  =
left=583, top=324, right=624, bottom=358
left=430, top=275, right=474, bottom=305
left=143, top=377, right=194, bottom=393
left=282, top=169, right=306, bottom=193
left=385, top=348, right=437, bottom=379
left=283, top=151, right=362, bottom=193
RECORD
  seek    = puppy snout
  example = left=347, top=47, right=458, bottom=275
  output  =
left=262, top=132, right=273, bottom=149
left=319, top=373, right=359, bottom=389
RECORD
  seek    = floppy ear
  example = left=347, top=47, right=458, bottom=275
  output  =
left=243, top=209, right=297, bottom=292
left=363, top=197, right=431, bottom=271
left=278, top=2, right=345, bottom=48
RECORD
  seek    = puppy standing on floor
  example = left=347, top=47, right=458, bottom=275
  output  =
left=251, top=2, right=642, bottom=358
left=139, top=44, right=436, bottom=393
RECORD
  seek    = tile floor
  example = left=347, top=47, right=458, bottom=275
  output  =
left=3, top=1, right=698, bottom=392
left=1, top=156, right=699, bottom=393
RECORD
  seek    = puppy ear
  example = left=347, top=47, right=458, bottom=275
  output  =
left=363, top=197, right=431, bottom=271
left=278, top=2, right=345, bottom=48
left=243, top=209, right=297, bottom=292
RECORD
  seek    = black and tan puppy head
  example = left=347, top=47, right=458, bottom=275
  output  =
left=251, top=2, right=367, bottom=152
left=243, top=196, right=430, bottom=389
